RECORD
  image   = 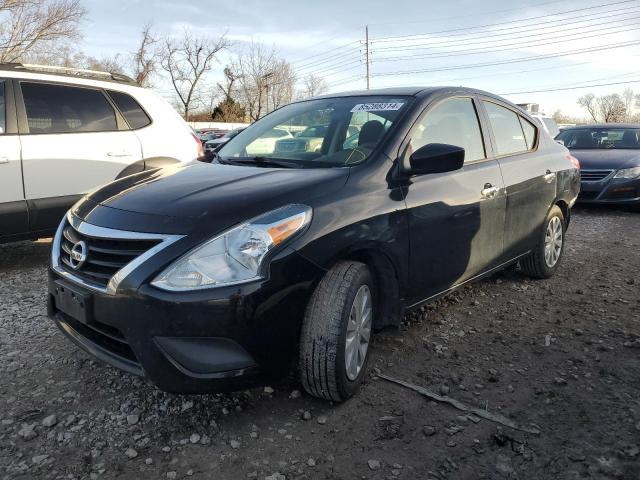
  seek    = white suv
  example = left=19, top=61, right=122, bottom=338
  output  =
left=0, top=63, right=202, bottom=243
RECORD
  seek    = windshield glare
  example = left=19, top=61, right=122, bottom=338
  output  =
left=557, top=128, right=640, bottom=150
left=218, top=96, right=411, bottom=167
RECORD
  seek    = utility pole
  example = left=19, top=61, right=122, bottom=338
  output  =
left=365, top=25, right=370, bottom=90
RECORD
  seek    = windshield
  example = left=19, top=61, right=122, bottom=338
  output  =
left=557, top=128, right=640, bottom=150
left=218, top=96, right=411, bottom=167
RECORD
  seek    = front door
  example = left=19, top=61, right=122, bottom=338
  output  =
left=17, top=81, right=142, bottom=232
left=0, top=79, right=28, bottom=237
left=402, top=96, right=506, bottom=304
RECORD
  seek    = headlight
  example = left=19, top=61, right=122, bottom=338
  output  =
left=614, top=167, right=640, bottom=179
left=151, top=204, right=312, bottom=291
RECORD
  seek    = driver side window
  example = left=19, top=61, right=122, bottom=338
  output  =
left=410, top=97, right=486, bottom=163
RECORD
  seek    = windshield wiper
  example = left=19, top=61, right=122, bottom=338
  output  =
left=220, top=156, right=301, bottom=168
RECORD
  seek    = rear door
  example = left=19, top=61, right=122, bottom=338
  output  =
left=0, top=78, right=28, bottom=237
left=17, top=81, right=143, bottom=231
left=479, top=99, right=555, bottom=259
left=403, top=96, right=506, bottom=303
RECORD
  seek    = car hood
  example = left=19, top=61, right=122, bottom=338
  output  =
left=75, top=162, right=349, bottom=235
left=570, top=149, right=640, bottom=170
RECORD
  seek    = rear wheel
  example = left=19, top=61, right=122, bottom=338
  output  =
left=520, top=205, right=565, bottom=279
left=299, top=261, right=374, bottom=402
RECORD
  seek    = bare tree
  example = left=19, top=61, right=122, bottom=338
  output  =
left=577, top=93, right=598, bottom=122
left=160, top=30, right=229, bottom=120
left=597, top=94, right=626, bottom=123
left=299, top=74, right=328, bottom=99
left=132, top=24, right=160, bottom=87
left=267, top=58, right=296, bottom=111
left=211, top=66, right=245, bottom=122
left=233, top=42, right=296, bottom=121
left=0, top=0, right=86, bottom=63
left=84, top=54, right=125, bottom=74
left=622, top=88, right=635, bottom=121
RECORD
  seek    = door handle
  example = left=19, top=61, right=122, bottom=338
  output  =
left=543, top=169, right=556, bottom=183
left=107, top=152, right=134, bottom=158
left=481, top=183, right=499, bottom=199
left=0, top=157, right=8, bottom=164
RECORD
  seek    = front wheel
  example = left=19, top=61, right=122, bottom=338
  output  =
left=520, top=205, right=566, bottom=279
left=299, top=261, right=374, bottom=402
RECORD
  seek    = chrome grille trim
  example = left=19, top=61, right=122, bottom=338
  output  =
left=580, top=169, right=614, bottom=182
left=52, top=212, right=184, bottom=295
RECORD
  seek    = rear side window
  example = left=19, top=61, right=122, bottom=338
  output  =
left=410, top=97, right=486, bottom=162
left=519, top=117, right=537, bottom=149
left=483, top=101, right=527, bottom=156
left=107, top=90, right=151, bottom=129
left=0, top=81, right=5, bottom=134
left=21, top=82, right=117, bottom=134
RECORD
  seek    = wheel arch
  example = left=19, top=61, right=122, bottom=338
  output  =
left=335, top=246, right=403, bottom=330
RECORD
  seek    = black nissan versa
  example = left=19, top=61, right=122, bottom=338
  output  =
left=48, top=87, right=580, bottom=402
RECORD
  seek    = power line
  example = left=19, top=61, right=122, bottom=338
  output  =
left=500, top=78, right=640, bottom=95
left=290, top=40, right=361, bottom=66
left=366, top=0, right=578, bottom=28
left=370, top=0, right=638, bottom=43
left=371, top=23, right=640, bottom=62
left=370, top=40, right=640, bottom=77
left=370, top=6, right=640, bottom=53
left=295, top=50, right=362, bottom=73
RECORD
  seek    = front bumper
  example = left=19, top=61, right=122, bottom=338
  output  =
left=577, top=176, right=640, bottom=205
left=47, top=248, right=323, bottom=394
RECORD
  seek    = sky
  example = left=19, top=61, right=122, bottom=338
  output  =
left=80, top=0, right=640, bottom=118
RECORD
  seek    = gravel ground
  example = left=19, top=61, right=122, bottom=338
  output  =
left=1, top=206, right=639, bottom=480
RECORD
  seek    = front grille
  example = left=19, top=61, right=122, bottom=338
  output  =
left=58, top=222, right=160, bottom=289
left=581, top=169, right=613, bottom=182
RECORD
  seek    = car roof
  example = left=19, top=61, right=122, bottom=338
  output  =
left=562, top=123, right=640, bottom=130
left=309, top=86, right=503, bottom=100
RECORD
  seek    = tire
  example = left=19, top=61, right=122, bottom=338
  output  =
left=520, top=205, right=566, bottom=279
left=299, top=261, right=375, bottom=402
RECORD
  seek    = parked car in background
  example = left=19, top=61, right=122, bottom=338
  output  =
left=0, top=63, right=201, bottom=244
left=556, top=124, right=640, bottom=206
left=245, top=127, right=292, bottom=155
left=198, top=131, right=221, bottom=145
left=530, top=113, right=560, bottom=138
left=274, top=124, right=329, bottom=153
left=275, top=125, right=361, bottom=154
left=48, top=86, right=579, bottom=402
left=204, top=127, right=246, bottom=154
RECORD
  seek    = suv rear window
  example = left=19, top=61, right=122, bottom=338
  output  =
left=107, top=90, right=151, bottom=129
left=21, top=82, right=117, bottom=134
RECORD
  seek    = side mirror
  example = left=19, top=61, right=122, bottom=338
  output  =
left=555, top=139, right=565, bottom=146
left=409, top=143, right=465, bottom=175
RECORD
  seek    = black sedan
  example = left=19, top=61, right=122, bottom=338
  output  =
left=556, top=124, right=640, bottom=206
left=48, top=87, right=579, bottom=401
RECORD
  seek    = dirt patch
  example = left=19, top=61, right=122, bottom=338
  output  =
left=1, top=207, right=639, bottom=480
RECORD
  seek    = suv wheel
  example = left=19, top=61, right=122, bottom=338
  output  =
left=299, top=261, right=374, bottom=401
left=520, top=205, right=565, bottom=279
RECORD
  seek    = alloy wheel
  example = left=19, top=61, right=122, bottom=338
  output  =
left=544, top=216, right=563, bottom=268
left=345, top=285, right=372, bottom=381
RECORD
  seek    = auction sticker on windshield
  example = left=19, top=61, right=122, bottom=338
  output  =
left=350, top=102, right=405, bottom=112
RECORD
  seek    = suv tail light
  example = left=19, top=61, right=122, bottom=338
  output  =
left=566, top=154, right=580, bottom=170
left=191, top=132, right=204, bottom=159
